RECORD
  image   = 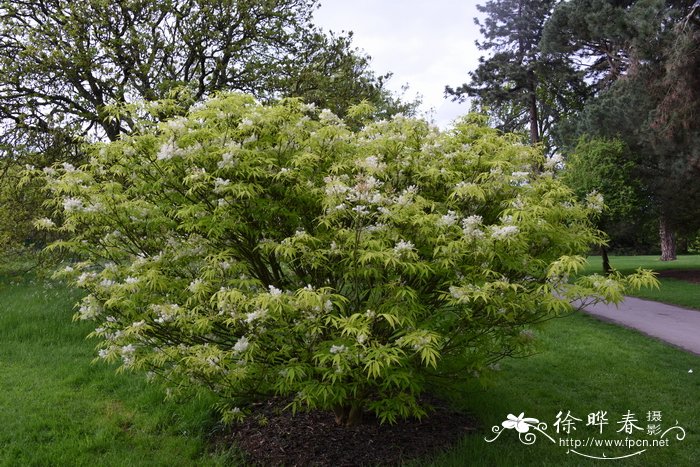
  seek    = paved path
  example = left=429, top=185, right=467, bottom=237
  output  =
left=582, top=297, right=700, bottom=356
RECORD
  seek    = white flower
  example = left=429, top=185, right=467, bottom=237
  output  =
left=234, top=336, right=250, bottom=353
left=238, top=118, right=254, bottom=128
left=586, top=191, right=605, bottom=213
left=393, top=239, right=415, bottom=254
left=120, top=344, right=136, bottom=356
left=63, top=197, right=83, bottom=212
left=319, top=108, right=339, bottom=123
left=167, top=117, right=187, bottom=131
left=35, top=218, right=55, bottom=229
left=99, top=278, right=116, bottom=288
left=124, top=276, right=139, bottom=285
left=351, top=205, right=369, bottom=215
left=188, top=278, right=204, bottom=293
left=356, top=155, right=386, bottom=172
left=62, top=162, right=77, bottom=173
left=78, top=299, right=101, bottom=320
left=461, top=215, right=484, bottom=239
left=437, top=211, right=458, bottom=227
left=157, top=140, right=180, bottom=161
left=245, top=308, right=266, bottom=324
left=218, top=151, right=238, bottom=169
left=268, top=285, right=282, bottom=297
left=83, top=202, right=103, bottom=213
left=43, top=166, right=57, bottom=176
left=76, top=272, right=94, bottom=286
left=356, top=333, right=368, bottom=345
left=98, top=348, right=110, bottom=359
left=449, top=285, right=465, bottom=300
left=395, top=185, right=418, bottom=206
left=214, top=178, right=230, bottom=193
left=490, top=225, right=519, bottom=239
left=330, top=344, right=347, bottom=354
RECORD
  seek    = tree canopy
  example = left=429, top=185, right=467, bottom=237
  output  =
left=446, top=0, right=590, bottom=149
left=0, top=0, right=415, bottom=260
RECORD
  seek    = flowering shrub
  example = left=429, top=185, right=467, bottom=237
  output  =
left=37, top=93, right=656, bottom=426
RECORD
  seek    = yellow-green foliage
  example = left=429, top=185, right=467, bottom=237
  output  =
left=34, top=93, right=657, bottom=425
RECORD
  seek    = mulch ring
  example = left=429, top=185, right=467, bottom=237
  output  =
left=211, top=396, right=477, bottom=466
left=656, top=269, right=700, bottom=284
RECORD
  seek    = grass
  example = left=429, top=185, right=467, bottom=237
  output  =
left=2, top=272, right=698, bottom=465
left=0, top=276, right=239, bottom=466
left=585, top=255, right=700, bottom=309
left=420, top=313, right=700, bottom=466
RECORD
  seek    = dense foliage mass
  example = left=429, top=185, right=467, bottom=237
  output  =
left=0, top=0, right=414, bottom=263
left=36, top=94, right=656, bottom=426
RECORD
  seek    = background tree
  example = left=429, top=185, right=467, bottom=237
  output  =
left=446, top=0, right=590, bottom=150
left=0, top=0, right=414, bottom=263
left=561, top=137, right=652, bottom=272
left=546, top=0, right=700, bottom=260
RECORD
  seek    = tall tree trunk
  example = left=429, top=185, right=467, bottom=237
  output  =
left=527, top=71, right=540, bottom=146
left=659, top=215, right=677, bottom=261
left=601, top=245, right=612, bottom=275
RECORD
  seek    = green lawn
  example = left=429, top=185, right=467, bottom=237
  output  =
left=0, top=277, right=238, bottom=466
left=421, top=313, right=700, bottom=466
left=586, top=255, right=700, bottom=310
left=2, top=276, right=698, bottom=466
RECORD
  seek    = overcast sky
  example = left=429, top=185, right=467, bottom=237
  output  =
left=313, top=0, right=484, bottom=128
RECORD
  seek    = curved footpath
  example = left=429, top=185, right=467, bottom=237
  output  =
left=582, top=297, right=700, bottom=356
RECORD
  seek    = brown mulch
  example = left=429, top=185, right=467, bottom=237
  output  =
left=657, top=269, right=700, bottom=284
left=211, top=396, right=477, bottom=466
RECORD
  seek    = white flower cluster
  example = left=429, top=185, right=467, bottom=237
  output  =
left=461, top=215, right=484, bottom=239
left=490, top=225, right=519, bottom=240
left=393, top=239, right=414, bottom=255
left=319, top=108, right=340, bottom=124
left=188, top=278, right=205, bottom=293
left=245, top=308, right=266, bottom=324
left=412, top=335, right=431, bottom=351
left=157, top=139, right=184, bottom=161
left=212, top=178, right=230, bottom=194
left=35, top=218, right=55, bottom=229
left=120, top=344, right=137, bottom=367
left=355, top=155, right=386, bottom=172
left=218, top=147, right=240, bottom=169
left=77, top=296, right=102, bottom=320
left=268, top=285, right=283, bottom=297
left=394, top=185, right=418, bottom=207
left=233, top=336, right=250, bottom=353
left=437, top=210, right=458, bottom=227
left=152, top=303, right=181, bottom=324
left=330, top=344, right=347, bottom=354
left=167, top=116, right=187, bottom=132
left=63, top=197, right=83, bottom=212
left=586, top=191, right=605, bottom=213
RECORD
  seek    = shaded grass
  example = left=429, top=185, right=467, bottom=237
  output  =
left=0, top=277, right=238, bottom=466
left=418, top=313, right=700, bottom=466
left=585, top=255, right=700, bottom=310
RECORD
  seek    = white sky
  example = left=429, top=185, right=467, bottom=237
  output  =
left=313, top=0, right=484, bottom=128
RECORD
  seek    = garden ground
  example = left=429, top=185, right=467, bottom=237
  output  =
left=1, top=257, right=698, bottom=465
